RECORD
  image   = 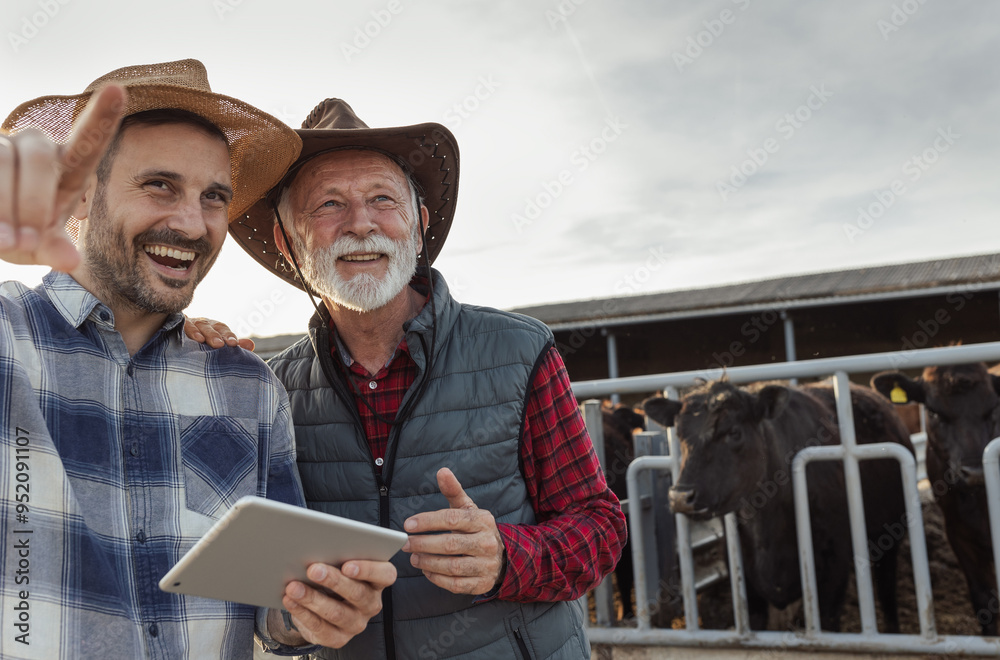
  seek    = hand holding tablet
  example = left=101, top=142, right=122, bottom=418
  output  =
left=159, top=496, right=407, bottom=610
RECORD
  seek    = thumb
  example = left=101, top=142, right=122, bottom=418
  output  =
left=437, top=467, right=476, bottom=510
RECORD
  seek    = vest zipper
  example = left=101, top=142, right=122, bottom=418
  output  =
left=314, top=322, right=398, bottom=659
left=379, top=427, right=399, bottom=660
left=513, top=626, right=532, bottom=659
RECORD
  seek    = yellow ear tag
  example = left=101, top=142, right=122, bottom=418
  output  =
left=890, top=383, right=908, bottom=404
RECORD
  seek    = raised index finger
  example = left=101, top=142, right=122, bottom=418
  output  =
left=59, top=84, right=126, bottom=194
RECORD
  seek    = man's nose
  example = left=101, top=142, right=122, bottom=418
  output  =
left=341, top=202, right=377, bottom=237
left=166, top=198, right=210, bottom=239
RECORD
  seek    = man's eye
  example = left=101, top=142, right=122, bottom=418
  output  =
left=146, top=180, right=168, bottom=190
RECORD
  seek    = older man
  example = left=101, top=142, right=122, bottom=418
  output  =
left=229, top=99, right=626, bottom=659
left=0, top=62, right=393, bottom=658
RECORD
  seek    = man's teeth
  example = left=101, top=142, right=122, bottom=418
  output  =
left=340, top=253, right=381, bottom=262
left=144, top=245, right=195, bottom=262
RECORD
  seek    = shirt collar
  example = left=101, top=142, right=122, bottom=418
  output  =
left=329, top=322, right=410, bottom=372
left=326, top=274, right=429, bottom=372
left=41, top=270, right=185, bottom=334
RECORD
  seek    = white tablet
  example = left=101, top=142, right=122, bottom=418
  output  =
left=159, top=496, right=407, bottom=609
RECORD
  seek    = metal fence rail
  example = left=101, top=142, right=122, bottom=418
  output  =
left=582, top=341, right=1000, bottom=655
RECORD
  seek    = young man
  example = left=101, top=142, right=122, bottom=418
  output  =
left=228, top=98, right=627, bottom=659
left=0, top=61, right=394, bottom=658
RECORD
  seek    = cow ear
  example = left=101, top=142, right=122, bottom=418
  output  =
left=754, top=385, right=790, bottom=420
left=612, top=406, right=646, bottom=432
left=871, top=371, right=925, bottom=404
left=642, top=396, right=682, bottom=428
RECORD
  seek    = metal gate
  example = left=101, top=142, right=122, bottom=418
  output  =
left=577, top=342, right=1000, bottom=655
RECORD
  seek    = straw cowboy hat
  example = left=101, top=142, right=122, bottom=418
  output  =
left=2, top=58, right=302, bottom=223
left=230, top=98, right=460, bottom=290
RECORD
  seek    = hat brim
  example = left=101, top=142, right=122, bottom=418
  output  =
left=230, top=122, right=458, bottom=291
left=3, top=86, right=301, bottom=223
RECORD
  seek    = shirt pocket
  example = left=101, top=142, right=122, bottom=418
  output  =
left=178, top=415, right=261, bottom=519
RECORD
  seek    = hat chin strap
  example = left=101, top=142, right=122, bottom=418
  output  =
left=271, top=200, right=326, bottom=321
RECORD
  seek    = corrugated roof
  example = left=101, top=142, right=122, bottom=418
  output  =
left=510, top=252, right=1000, bottom=326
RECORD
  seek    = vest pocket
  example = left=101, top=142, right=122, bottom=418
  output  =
left=505, top=611, right=536, bottom=660
left=178, top=415, right=259, bottom=519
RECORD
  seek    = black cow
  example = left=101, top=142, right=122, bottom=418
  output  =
left=643, top=380, right=911, bottom=632
left=600, top=405, right=645, bottom=621
left=872, top=364, right=999, bottom=636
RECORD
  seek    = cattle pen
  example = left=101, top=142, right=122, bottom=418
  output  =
left=574, top=341, right=1000, bottom=658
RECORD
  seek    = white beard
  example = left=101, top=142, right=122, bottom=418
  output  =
left=293, top=228, right=418, bottom=312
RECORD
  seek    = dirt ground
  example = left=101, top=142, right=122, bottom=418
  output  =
left=592, top=481, right=985, bottom=636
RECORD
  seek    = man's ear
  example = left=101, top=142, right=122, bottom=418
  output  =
left=417, top=204, right=429, bottom=255
left=272, top=222, right=290, bottom=260
left=72, top=175, right=97, bottom=221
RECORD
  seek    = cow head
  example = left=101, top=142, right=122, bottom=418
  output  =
left=872, top=365, right=1000, bottom=486
left=644, top=381, right=789, bottom=519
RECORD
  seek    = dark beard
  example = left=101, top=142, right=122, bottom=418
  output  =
left=83, top=186, right=215, bottom=315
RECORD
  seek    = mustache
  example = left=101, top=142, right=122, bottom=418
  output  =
left=328, top=233, right=402, bottom=258
left=133, top=228, right=213, bottom=255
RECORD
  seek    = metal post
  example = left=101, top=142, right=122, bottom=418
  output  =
left=984, top=437, right=1000, bottom=603
left=832, top=371, right=878, bottom=634
left=581, top=400, right=613, bottom=626
left=782, top=310, right=797, bottom=386
left=627, top=456, right=675, bottom=629
left=661, top=386, right=699, bottom=629
left=605, top=330, right=620, bottom=406
left=724, top=513, right=751, bottom=634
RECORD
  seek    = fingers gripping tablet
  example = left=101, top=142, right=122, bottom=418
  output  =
left=159, top=496, right=407, bottom=609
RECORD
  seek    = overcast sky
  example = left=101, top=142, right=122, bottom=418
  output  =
left=2, top=0, right=998, bottom=338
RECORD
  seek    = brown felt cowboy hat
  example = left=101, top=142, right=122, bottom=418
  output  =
left=230, top=98, right=459, bottom=290
left=2, top=59, right=301, bottom=223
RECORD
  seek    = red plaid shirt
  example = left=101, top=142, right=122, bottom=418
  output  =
left=332, top=330, right=626, bottom=602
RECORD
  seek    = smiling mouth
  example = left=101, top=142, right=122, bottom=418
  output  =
left=143, top=244, right=196, bottom=271
left=339, top=253, right=383, bottom=262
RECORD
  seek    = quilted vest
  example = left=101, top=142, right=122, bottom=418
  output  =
left=268, top=270, right=590, bottom=659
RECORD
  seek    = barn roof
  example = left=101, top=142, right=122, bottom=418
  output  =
left=510, top=252, right=1000, bottom=330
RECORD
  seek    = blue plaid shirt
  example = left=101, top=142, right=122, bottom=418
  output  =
left=0, top=271, right=306, bottom=659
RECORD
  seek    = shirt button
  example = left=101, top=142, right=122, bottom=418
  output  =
left=375, top=457, right=384, bottom=467
left=136, top=530, right=146, bottom=544
left=368, top=381, right=377, bottom=390
left=130, top=443, right=140, bottom=457
left=127, top=364, right=135, bottom=377
left=148, top=623, right=158, bottom=637
left=99, top=310, right=110, bottom=322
